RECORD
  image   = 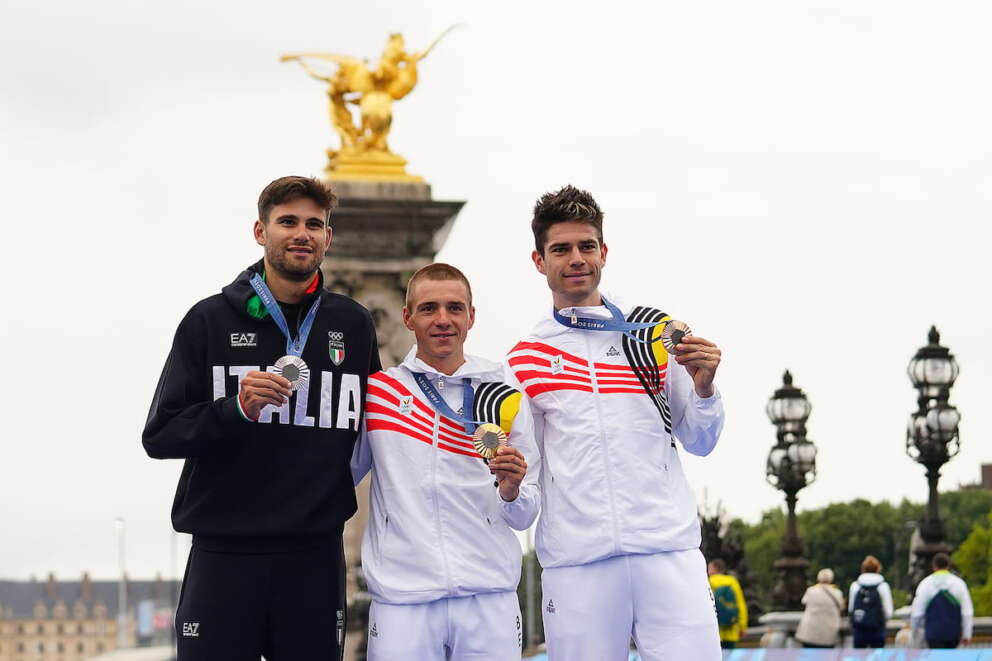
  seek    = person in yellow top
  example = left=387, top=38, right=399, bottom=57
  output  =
left=707, top=559, right=749, bottom=649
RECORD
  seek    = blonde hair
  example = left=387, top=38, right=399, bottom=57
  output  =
left=405, top=263, right=472, bottom=309
left=817, top=568, right=834, bottom=584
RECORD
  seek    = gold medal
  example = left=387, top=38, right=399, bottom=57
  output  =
left=473, top=423, right=508, bottom=460
left=660, top=320, right=692, bottom=353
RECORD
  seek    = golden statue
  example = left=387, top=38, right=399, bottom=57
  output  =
left=281, top=28, right=458, bottom=182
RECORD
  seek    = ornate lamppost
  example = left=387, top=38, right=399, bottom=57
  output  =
left=906, top=326, right=961, bottom=593
left=766, top=371, right=818, bottom=611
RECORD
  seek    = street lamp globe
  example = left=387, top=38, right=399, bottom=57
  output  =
left=907, top=326, right=960, bottom=400
left=925, top=401, right=962, bottom=447
left=766, top=445, right=788, bottom=487
left=906, top=411, right=930, bottom=461
left=787, top=439, right=818, bottom=477
left=766, top=370, right=812, bottom=441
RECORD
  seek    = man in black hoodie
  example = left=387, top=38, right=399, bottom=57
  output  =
left=143, top=175, right=381, bottom=661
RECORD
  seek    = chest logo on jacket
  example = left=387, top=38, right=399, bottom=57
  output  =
left=398, top=396, right=413, bottom=415
left=328, top=331, right=346, bottom=366
left=230, top=332, right=257, bottom=348
left=214, top=365, right=363, bottom=430
left=550, top=354, right=564, bottom=375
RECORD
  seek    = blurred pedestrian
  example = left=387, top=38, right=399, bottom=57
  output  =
left=707, top=559, right=748, bottom=649
left=848, top=555, right=893, bottom=648
left=795, top=568, right=844, bottom=648
left=911, top=552, right=974, bottom=649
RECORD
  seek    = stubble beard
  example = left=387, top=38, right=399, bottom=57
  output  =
left=554, top=269, right=601, bottom=306
left=266, top=244, right=322, bottom=281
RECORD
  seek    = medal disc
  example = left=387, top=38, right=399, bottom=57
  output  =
left=473, top=423, right=508, bottom=460
left=660, top=320, right=692, bottom=353
left=273, top=355, right=310, bottom=391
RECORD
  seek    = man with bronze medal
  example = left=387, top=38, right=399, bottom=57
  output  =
left=506, top=186, right=726, bottom=660
left=143, top=176, right=381, bottom=660
left=351, top=263, right=539, bottom=660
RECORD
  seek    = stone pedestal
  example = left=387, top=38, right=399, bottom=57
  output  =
left=758, top=611, right=803, bottom=648
left=907, top=524, right=953, bottom=597
left=320, top=178, right=464, bottom=661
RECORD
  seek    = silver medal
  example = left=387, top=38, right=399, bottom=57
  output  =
left=660, top=320, right=692, bottom=353
left=273, top=355, right=310, bottom=391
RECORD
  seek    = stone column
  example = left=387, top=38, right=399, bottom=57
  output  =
left=320, top=179, right=464, bottom=661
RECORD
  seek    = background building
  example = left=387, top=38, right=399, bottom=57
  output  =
left=0, top=574, right=177, bottom=661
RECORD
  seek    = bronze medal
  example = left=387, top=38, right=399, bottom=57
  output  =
left=473, top=423, right=508, bottom=460
left=660, top=320, right=692, bottom=353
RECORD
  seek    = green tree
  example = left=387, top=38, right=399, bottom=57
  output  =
left=952, top=513, right=992, bottom=616
left=939, top=487, right=992, bottom=547
left=738, top=509, right=785, bottom=605
left=732, top=487, right=992, bottom=612
left=516, top=550, right=544, bottom=649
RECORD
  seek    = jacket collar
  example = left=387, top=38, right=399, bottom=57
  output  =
left=533, top=291, right=626, bottom=337
left=399, top=346, right=499, bottom=380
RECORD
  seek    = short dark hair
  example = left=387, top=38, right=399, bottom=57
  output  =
left=257, top=176, right=338, bottom=223
left=531, top=185, right=604, bottom=254
left=709, top=558, right=727, bottom=573
left=933, top=552, right=951, bottom=570
left=405, top=263, right=473, bottom=309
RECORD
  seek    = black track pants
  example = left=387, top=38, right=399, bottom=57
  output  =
left=175, top=538, right=345, bottom=661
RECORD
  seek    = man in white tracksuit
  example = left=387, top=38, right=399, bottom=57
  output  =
left=911, top=552, right=974, bottom=649
left=352, top=263, right=540, bottom=660
left=507, top=185, right=725, bottom=660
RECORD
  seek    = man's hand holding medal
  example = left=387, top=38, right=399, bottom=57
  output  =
left=237, top=371, right=293, bottom=421
left=663, top=321, right=722, bottom=399
left=489, top=446, right=528, bottom=502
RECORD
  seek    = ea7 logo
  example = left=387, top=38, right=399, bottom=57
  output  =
left=182, top=622, right=200, bottom=637
left=230, top=333, right=257, bottom=348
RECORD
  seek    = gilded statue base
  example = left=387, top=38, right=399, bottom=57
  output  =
left=325, top=148, right=424, bottom=183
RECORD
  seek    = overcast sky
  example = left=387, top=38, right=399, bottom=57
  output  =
left=2, top=0, right=991, bottom=581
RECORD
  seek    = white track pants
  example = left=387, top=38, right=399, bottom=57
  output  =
left=366, top=591, right=522, bottom=661
left=541, top=549, right=721, bottom=661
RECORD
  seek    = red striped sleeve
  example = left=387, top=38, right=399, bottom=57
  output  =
left=509, top=355, right=591, bottom=376
left=509, top=341, right=588, bottom=367
left=513, top=369, right=591, bottom=384
left=365, top=419, right=479, bottom=458
left=524, top=382, right=595, bottom=397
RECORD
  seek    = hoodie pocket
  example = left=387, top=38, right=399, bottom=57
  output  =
left=377, top=514, right=392, bottom=565
left=484, top=512, right=514, bottom=561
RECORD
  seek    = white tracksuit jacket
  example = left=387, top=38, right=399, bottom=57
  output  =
left=911, top=570, right=974, bottom=642
left=351, top=349, right=541, bottom=605
left=506, top=295, right=724, bottom=569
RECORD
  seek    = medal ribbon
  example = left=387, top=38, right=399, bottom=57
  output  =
left=412, top=373, right=487, bottom=434
left=249, top=273, right=321, bottom=357
left=553, top=296, right=664, bottom=344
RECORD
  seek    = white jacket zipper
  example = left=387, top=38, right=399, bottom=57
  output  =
left=430, top=377, right=454, bottom=594
left=584, top=332, right=622, bottom=555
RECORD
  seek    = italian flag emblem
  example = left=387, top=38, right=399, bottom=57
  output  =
left=328, top=331, right=346, bottom=366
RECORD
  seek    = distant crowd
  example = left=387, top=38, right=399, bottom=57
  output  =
left=707, top=552, right=975, bottom=649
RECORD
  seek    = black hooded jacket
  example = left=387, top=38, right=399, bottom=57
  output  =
left=143, top=261, right=381, bottom=550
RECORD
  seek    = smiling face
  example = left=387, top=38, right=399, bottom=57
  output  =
left=253, top=197, right=332, bottom=281
left=532, top=220, right=608, bottom=308
left=403, top=278, right=475, bottom=371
